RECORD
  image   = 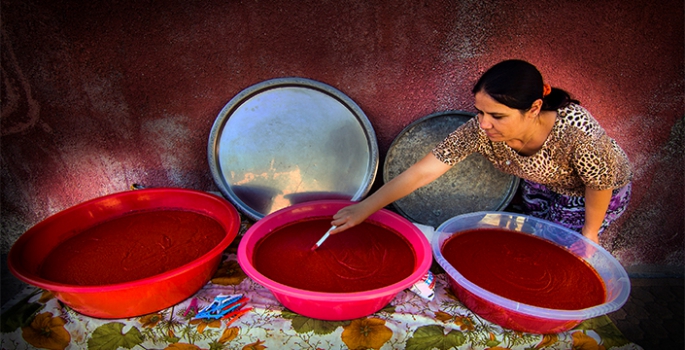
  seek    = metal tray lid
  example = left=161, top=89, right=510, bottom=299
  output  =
left=383, top=111, right=519, bottom=228
left=208, top=78, right=378, bottom=221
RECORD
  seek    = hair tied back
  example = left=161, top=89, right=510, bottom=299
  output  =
left=542, top=83, right=552, bottom=97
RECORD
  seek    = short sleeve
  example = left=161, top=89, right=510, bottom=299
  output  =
left=432, top=117, right=483, bottom=166
left=573, top=133, right=631, bottom=191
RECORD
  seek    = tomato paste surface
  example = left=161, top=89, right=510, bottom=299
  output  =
left=40, top=210, right=225, bottom=285
left=253, top=218, right=415, bottom=293
left=442, top=228, right=605, bottom=310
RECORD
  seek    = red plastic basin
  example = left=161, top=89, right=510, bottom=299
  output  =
left=8, top=188, right=240, bottom=319
left=237, top=200, right=432, bottom=321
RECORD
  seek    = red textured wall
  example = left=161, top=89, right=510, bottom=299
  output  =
left=2, top=0, right=683, bottom=271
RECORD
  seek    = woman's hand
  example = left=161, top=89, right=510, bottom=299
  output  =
left=581, top=226, right=600, bottom=244
left=330, top=202, right=373, bottom=234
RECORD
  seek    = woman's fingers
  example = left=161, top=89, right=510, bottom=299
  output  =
left=330, top=205, right=363, bottom=234
left=330, top=216, right=353, bottom=234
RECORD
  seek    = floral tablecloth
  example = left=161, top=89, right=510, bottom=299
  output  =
left=1, top=252, right=643, bottom=350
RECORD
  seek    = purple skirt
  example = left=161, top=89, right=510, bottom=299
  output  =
left=520, top=180, right=632, bottom=235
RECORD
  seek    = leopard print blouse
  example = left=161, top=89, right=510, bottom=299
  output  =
left=432, top=103, right=632, bottom=197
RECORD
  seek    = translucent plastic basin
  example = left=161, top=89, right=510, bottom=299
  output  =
left=432, top=211, right=630, bottom=334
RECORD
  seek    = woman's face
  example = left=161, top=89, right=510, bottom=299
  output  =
left=474, top=91, right=531, bottom=142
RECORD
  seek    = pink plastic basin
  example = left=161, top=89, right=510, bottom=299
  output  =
left=237, top=200, right=432, bottom=321
left=8, top=188, right=240, bottom=319
left=433, top=211, right=631, bottom=334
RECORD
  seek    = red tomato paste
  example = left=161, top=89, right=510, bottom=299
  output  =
left=441, top=228, right=605, bottom=310
left=39, top=210, right=225, bottom=286
left=253, top=218, right=415, bottom=293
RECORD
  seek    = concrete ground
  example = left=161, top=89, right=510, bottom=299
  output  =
left=607, top=275, right=684, bottom=350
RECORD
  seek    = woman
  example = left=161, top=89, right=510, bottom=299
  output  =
left=331, top=59, right=632, bottom=244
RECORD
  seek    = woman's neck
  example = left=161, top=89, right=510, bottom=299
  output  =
left=511, top=110, right=557, bottom=156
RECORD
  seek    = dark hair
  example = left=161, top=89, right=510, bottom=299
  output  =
left=472, top=59, right=579, bottom=111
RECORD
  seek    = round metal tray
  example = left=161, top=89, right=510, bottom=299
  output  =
left=208, top=78, right=378, bottom=221
left=383, top=111, right=519, bottom=228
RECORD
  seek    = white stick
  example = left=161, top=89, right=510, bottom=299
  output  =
left=311, top=226, right=336, bottom=250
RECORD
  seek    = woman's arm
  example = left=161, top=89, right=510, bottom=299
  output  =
left=582, top=187, right=613, bottom=244
left=331, top=152, right=452, bottom=233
